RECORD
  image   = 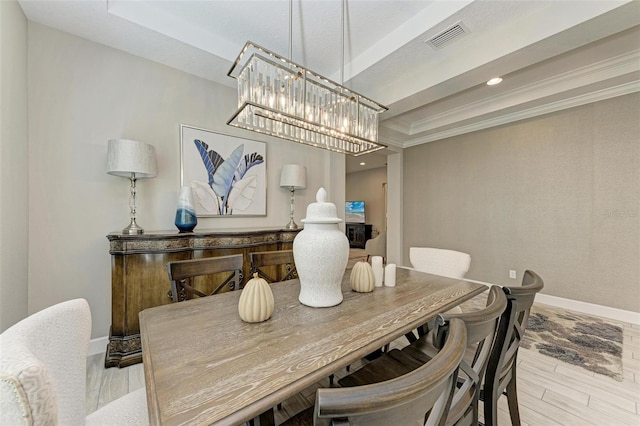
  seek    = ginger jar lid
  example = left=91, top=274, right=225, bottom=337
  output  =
left=301, top=188, right=343, bottom=224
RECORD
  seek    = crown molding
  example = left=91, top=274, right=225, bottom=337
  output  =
left=409, top=50, right=640, bottom=135
left=403, top=80, right=640, bottom=147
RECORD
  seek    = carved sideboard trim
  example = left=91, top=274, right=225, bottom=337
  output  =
left=108, top=229, right=298, bottom=254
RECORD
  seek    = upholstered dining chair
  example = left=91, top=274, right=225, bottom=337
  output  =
left=409, top=247, right=471, bottom=280
left=166, top=254, right=243, bottom=302
left=250, top=249, right=297, bottom=283
left=405, top=247, right=472, bottom=343
left=364, top=232, right=386, bottom=261
left=338, top=286, right=507, bottom=426
left=482, top=270, right=544, bottom=426
left=0, top=299, right=148, bottom=426
left=281, top=318, right=468, bottom=426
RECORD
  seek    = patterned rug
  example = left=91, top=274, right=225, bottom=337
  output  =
left=349, top=255, right=625, bottom=381
left=459, top=292, right=624, bottom=381
left=520, top=303, right=624, bottom=381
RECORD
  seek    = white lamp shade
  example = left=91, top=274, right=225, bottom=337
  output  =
left=280, top=164, right=306, bottom=189
left=107, top=139, right=157, bottom=178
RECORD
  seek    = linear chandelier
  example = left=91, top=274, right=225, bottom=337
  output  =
left=227, top=2, right=387, bottom=156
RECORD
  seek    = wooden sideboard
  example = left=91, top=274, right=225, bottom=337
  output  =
left=106, top=228, right=300, bottom=368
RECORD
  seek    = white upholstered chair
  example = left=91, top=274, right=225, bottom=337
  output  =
left=409, top=247, right=471, bottom=280
left=365, top=232, right=386, bottom=261
left=0, top=299, right=148, bottom=426
left=407, top=247, right=472, bottom=339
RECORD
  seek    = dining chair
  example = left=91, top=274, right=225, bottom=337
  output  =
left=166, top=254, right=243, bottom=302
left=409, top=247, right=471, bottom=280
left=281, top=318, right=468, bottom=426
left=406, top=247, right=472, bottom=342
left=0, top=299, right=148, bottom=426
left=338, top=286, right=507, bottom=426
left=250, top=249, right=297, bottom=283
left=482, top=270, right=544, bottom=426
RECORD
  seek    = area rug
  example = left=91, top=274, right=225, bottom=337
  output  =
left=460, top=294, right=624, bottom=381
left=521, top=304, right=623, bottom=381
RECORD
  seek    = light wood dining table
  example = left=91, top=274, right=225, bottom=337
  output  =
left=139, top=266, right=486, bottom=426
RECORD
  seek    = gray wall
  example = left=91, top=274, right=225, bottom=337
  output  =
left=0, top=0, right=29, bottom=331
left=346, top=167, right=387, bottom=236
left=403, top=93, right=640, bottom=312
left=25, top=22, right=344, bottom=339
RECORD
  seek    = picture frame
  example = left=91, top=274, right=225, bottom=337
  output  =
left=180, top=124, right=267, bottom=217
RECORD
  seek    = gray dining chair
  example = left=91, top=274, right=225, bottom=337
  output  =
left=166, top=254, right=243, bottom=302
left=338, top=286, right=508, bottom=426
left=281, top=317, right=467, bottom=426
left=250, top=249, right=297, bottom=283
left=482, top=270, right=544, bottom=426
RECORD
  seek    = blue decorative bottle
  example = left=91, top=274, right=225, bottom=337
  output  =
left=175, top=185, right=197, bottom=233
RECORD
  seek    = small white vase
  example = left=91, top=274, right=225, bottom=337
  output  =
left=293, top=188, right=349, bottom=307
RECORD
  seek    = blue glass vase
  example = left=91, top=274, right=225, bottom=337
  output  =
left=175, top=186, right=197, bottom=233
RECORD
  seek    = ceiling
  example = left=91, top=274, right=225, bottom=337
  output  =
left=18, top=0, right=640, bottom=173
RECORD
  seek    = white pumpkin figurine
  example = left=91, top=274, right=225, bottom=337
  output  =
left=238, top=273, right=275, bottom=323
left=350, top=261, right=375, bottom=293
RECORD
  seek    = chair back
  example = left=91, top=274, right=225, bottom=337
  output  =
left=483, top=270, right=544, bottom=423
left=365, top=233, right=386, bottom=259
left=249, top=250, right=297, bottom=283
left=409, top=247, right=471, bottom=279
left=314, top=318, right=467, bottom=426
left=166, top=254, right=243, bottom=302
left=0, top=299, right=91, bottom=426
left=429, top=287, right=507, bottom=425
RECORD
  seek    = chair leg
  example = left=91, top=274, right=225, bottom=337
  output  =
left=405, top=330, right=418, bottom=344
left=506, top=376, right=521, bottom=426
left=482, top=386, right=499, bottom=426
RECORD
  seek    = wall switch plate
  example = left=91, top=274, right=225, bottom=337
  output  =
left=509, top=269, right=517, bottom=279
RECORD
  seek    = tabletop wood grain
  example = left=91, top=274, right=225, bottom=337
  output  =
left=140, top=266, right=486, bottom=426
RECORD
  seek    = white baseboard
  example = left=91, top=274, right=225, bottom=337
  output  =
left=534, top=293, right=640, bottom=325
left=465, top=278, right=640, bottom=325
left=89, top=336, right=109, bottom=356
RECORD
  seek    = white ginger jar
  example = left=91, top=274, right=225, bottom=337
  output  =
left=293, top=187, right=349, bottom=307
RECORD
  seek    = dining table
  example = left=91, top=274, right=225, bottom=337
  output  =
left=139, top=265, right=487, bottom=426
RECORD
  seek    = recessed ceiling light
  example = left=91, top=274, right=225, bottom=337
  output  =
left=360, top=162, right=366, bottom=166
left=487, top=77, right=503, bottom=86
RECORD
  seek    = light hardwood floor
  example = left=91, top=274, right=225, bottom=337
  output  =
left=86, top=305, right=640, bottom=425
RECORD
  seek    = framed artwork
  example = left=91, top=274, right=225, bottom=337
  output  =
left=180, top=124, right=266, bottom=217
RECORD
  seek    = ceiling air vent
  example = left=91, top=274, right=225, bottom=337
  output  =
left=425, top=21, right=469, bottom=49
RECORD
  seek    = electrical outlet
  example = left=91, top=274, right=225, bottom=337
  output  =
left=509, top=269, right=517, bottom=279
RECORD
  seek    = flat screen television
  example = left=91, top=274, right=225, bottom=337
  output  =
left=345, top=201, right=365, bottom=223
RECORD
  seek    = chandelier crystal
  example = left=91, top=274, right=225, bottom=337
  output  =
left=227, top=42, right=387, bottom=156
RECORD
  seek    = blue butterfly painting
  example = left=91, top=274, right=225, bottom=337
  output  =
left=192, top=139, right=264, bottom=215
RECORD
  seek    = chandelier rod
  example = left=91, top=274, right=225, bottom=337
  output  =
left=341, top=0, right=345, bottom=86
left=288, top=0, right=293, bottom=62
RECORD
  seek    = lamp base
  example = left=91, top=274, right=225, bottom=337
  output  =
left=122, top=219, right=144, bottom=235
left=284, top=220, right=299, bottom=230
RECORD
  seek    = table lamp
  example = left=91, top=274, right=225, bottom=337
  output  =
left=280, top=164, right=306, bottom=230
left=107, top=139, right=157, bottom=234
